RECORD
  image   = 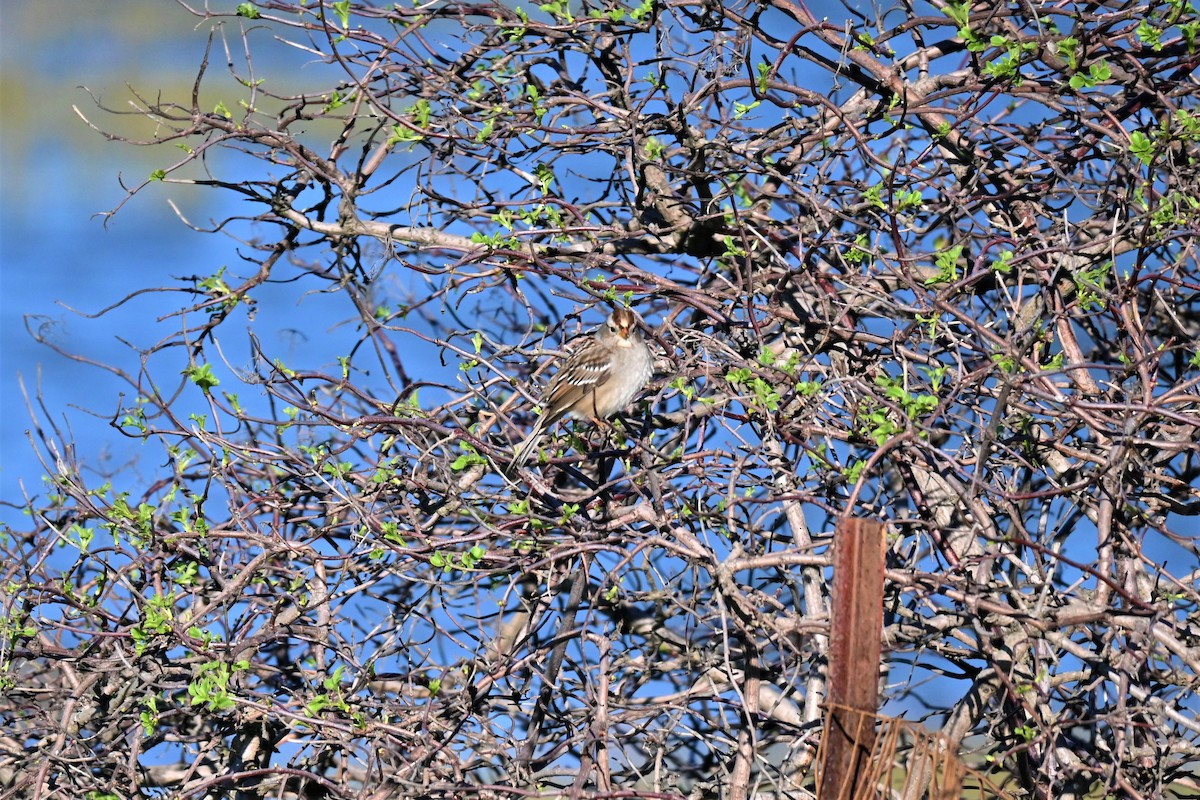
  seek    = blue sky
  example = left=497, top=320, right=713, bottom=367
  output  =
left=1, top=5, right=214, bottom=519
left=0, top=4, right=340, bottom=521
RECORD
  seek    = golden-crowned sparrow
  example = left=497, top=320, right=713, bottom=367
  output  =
left=508, top=308, right=653, bottom=473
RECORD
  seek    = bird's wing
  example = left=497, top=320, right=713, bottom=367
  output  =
left=541, top=339, right=613, bottom=421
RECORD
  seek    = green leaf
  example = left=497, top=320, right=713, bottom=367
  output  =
left=942, top=0, right=969, bottom=28
left=1135, top=20, right=1162, bottom=51
left=323, top=665, right=346, bottom=690
left=733, top=100, right=760, bottom=119
left=990, top=248, right=1014, bottom=274
left=630, top=0, right=654, bottom=22
left=474, top=117, right=495, bottom=142
left=925, top=244, right=964, bottom=286
left=863, top=183, right=885, bottom=210
left=533, top=163, right=555, bottom=192
left=537, top=0, right=573, bottom=21
left=140, top=697, right=159, bottom=736
left=1129, top=130, right=1154, bottom=166
left=322, top=461, right=354, bottom=479
left=235, top=3, right=261, bottom=19
left=1073, top=260, right=1111, bottom=311
left=331, top=0, right=351, bottom=28
left=463, top=545, right=486, bottom=569
left=755, top=62, right=771, bottom=93
left=450, top=444, right=487, bottom=471
left=183, top=363, right=220, bottom=393
left=726, top=367, right=753, bottom=385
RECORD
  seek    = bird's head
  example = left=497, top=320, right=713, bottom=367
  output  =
left=607, top=308, right=639, bottom=348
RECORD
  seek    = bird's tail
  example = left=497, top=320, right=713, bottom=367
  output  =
left=505, top=416, right=549, bottom=477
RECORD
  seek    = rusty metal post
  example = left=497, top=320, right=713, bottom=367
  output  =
left=819, top=518, right=886, bottom=800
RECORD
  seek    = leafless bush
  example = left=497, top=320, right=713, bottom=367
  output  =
left=4, top=0, right=1200, bottom=798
